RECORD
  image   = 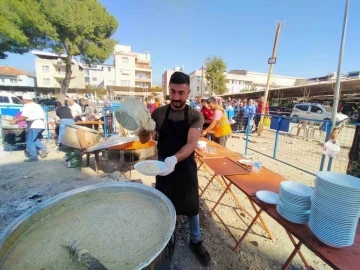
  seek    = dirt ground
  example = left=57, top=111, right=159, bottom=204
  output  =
left=0, top=137, right=332, bottom=270
left=245, top=124, right=354, bottom=175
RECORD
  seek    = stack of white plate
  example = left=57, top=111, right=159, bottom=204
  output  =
left=309, top=171, right=360, bottom=248
left=276, top=181, right=313, bottom=224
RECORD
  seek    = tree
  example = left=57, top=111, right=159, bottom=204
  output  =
left=204, top=56, right=227, bottom=95
left=0, top=0, right=118, bottom=102
left=0, top=0, right=49, bottom=59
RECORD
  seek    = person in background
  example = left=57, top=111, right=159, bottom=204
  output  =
left=244, top=99, right=256, bottom=132
left=201, top=99, right=214, bottom=140
left=145, top=97, right=156, bottom=113
left=202, top=97, right=232, bottom=147
left=255, top=96, right=269, bottom=131
left=137, top=72, right=211, bottom=266
left=226, top=101, right=234, bottom=110
left=54, top=101, right=74, bottom=147
left=154, top=96, right=163, bottom=109
left=67, top=97, right=82, bottom=121
left=194, top=96, right=202, bottom=111
left=10, top=93, right=48, bottom=161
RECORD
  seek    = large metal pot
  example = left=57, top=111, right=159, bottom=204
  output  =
left=61, top=124, right=101, bottom=149
left=1, top=125, right=26, bottom=146
left=0, top=182, right=176, bottom=270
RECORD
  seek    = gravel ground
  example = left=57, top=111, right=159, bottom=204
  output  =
left=0, top=138, right=332, bottom=269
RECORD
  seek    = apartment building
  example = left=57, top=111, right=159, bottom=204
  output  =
left=83, top=64, right=116, bottom=88
left=32, top=51, right=85, bottom=88
left=0, top=66, right=36, bottom=87
left=162, top=66, right=184, bottom=97
left=188, top=69, right=208, bottom=99
left=113, top=45, right=152, bottom=90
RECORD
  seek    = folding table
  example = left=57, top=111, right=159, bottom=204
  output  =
left=198, top=156, right=277, bottom=245
left=251, top=198, right=360, bottom=270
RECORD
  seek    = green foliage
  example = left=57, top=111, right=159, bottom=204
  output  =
left=0, top=0, right=118, bottom=101
left=0, top=0, right=49, bottom=58
left=204, top=56, right=227, bottom=95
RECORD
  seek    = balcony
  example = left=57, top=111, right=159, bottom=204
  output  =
left=53, top=72, right=66, bottom=78
left=135, top=76, right=151, bottom=83
left=52, top=59, right=66, bottom=66
left=135, top=64, right=152, bottom=70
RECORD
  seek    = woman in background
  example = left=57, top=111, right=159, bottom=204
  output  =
left=55, top=101, right=74, bottom=146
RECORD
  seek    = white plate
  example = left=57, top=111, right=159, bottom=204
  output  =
left=256, top=190, right=279, bottom=204
left=317, top=171, right=360, bottom=190
left=280, top=181, right=313, bottom=197
left=134, top=160, right=167, bottom=176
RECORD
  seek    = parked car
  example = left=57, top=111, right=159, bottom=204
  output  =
left=269, top=106, right=292, bottom=116
left=290, top=103, right=348, bottom=123
left=0, top=92, right=23, bottom=106
left=37, top=98, right=56, bottom=106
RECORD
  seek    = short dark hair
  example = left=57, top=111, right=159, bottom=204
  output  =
left=169, top=71, right=190, bottom=86
left=201, top=99, right=207, bottom=103
left=207, top=97, right=216, bottom=104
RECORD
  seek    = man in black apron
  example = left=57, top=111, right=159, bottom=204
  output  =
left=140, top=72, right=211, bottom=266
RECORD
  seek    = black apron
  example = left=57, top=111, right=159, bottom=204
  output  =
left=155, top=105, right=199, bottom=216
left=26, top=120, right=45, bottom=142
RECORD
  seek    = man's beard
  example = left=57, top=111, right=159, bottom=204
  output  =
left=171, top=100, right=186, bottom=109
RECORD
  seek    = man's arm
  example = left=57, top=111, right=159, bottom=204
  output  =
left=174, top=127, right=201, bottom=162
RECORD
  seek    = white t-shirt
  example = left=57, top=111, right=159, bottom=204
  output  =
left=68, top=103, right=82, bottom=118
left=21, top=102, right=46, bottom=129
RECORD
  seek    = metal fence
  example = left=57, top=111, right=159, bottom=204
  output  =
left=240, top=111, right=357, bottom=175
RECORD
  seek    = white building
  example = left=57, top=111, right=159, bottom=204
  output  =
left=113, top=45, right=152, bottom=90
left=32, top=51, right=85, bottom=88
left=0, top=66, right=36, bottom=87
left=83, top=64, right=116, bottom=88
left=226, top=70, right=302, bottom=94
left=162, top=66, right=184, bottom=97
left=188, top=69, right=208, bottom=99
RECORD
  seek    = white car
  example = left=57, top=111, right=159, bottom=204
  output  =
left=290, top=103, right=348, bottom=123
left=0, top=92, right=23, bottom=106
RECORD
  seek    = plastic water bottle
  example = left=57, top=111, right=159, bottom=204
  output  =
left=253, top=161, right=261, bottom=173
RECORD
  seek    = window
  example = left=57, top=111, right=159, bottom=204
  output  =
left=0, top=96, right=10, bottom=103
left=42, top=65, right=49, bottom=72
left=43, top=78, right=50, bottom=85
left=11, top=96, right=23, bottom=104
left=121, top=80, right=130, bottom=86
left=295, top=105, right=309, bottom=111
left=85, top=77, right=90, bottom=83
left=108, top=67, right=111, bottom=72
left=311, top=106, right=322, bottom=113
left=108, top=79, right=115, bottom=85
left=121, top=57, right=129, bottom=63
left=197, top=87, right=200, bottom=92
left=92, top=77, right=97, bottom=81
left=9, top=79, right=18, bottom=85
left=0, top=78, right=4, bottom=83
left=84, top=69, right=90, bottom=76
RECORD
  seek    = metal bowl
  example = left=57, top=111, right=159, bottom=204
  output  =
left=0, top=182, right=176, bottom=270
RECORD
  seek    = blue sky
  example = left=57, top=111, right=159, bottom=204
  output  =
left=2, top=0, right=359, bottom=85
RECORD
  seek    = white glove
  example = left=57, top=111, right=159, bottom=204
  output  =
left=160, top=156, right=177, bottom=176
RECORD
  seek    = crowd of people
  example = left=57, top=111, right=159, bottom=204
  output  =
left=188, top=95, right=269, bottom=137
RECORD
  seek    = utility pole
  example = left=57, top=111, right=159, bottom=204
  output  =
left=258, top=21, right=284, bottom=136
left=331, top=0, right=350, bottom=131
left=200, top=65, right=204, bottom=97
